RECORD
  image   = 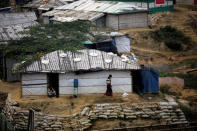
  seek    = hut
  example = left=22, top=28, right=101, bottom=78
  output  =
left=100, top=0, right=174, bottom=14
left=0, top=12, right=37, bottom=82
left=22, top=0, right=69, bottom=19
left=85, top=32, right=131, bottom=53
left=21, top=49, right=140, bottom=97
left=42, top=0, right=148, bottom=29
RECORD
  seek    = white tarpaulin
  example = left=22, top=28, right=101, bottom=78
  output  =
left=115, top=36, right=130, bottom=53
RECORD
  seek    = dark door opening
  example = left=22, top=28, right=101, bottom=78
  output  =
left=132, top=70, right=143, bottom=96
left=173, top=0, right=176, bottom=4
left=47, top=73, right=59, bottom=97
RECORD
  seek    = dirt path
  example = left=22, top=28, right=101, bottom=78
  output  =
left=131, top=46, right=175, bottom=56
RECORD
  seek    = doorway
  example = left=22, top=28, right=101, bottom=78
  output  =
left=173, top=0, right=176, bottom=4
left=47, top=73, right=59, bottom=97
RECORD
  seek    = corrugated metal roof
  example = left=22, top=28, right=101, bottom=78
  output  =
left=42, top=9, right=61, bottom=16
left=0, top=12, right=38, bottom=44
left=24, top=49, right=140, bottom=73
left=55, top=0, right=147, bottom=14
left=23, top=0, right=67, bottom=11
left=0, top=12, right=37, bottom=27
left=0, top=22, right=37, bottom=44
left=51, top=10, right=104, bottom=22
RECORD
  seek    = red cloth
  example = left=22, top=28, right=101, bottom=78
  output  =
left=156, top=0, right=165, bottom=4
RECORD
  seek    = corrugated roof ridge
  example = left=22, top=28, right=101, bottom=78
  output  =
left=24, top=49, right=140, bottom=73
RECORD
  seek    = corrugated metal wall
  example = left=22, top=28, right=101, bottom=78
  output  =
left=59, top=71, right=132, bottom=95
left=22, top=74, right=47, bottom=96
left=106, top=12, right=148, bottom=29
left=106, top=14, right=119, bottom=29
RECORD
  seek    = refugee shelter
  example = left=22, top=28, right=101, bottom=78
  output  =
left=21, top=49, right=140, bottom=97
left=22, top=0, right=69, bottom=18
left=100, top=0, right=174, bottom=14
left=0, top=12, right=37, bottom=82
left=85, top=32, right=131, bottom=53
left=42, top=0, right=148, bottom=29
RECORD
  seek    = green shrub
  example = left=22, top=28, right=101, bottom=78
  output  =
left=160, top=85, right=171, bottom=94
left=151, top=26, right=191, bottom=51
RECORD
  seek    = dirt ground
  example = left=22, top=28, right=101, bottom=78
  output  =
left=0, top=80, right=166, bottom=117
left=168, top=84, right=197, bottom=100
left=87, top=119, right=159, bottom=130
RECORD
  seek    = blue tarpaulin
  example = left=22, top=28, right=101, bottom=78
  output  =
left=141, top=68, right=159, bottom=93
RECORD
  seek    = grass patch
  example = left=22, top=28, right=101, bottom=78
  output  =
left=151, top=26, right=191, bottom=51
left=159, top=72, right=197, bottom=89
left=173, top=59, right=197, bottom=68
left=160, top=85, right=172, bottom=95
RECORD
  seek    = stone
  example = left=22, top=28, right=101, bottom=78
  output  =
left=93, top=110, right=99, bottom=113
left=169, top=102, right=178, bottom=107
left=103, top=112, right=110, bottom=115
left=54, top=122, right=62, bottom=125
left=162, top=109, right=170, bottom=112
left=142, top=109, right=151, bottom=112
left=51, top=125, right=62, bottom=128
left=172, top=119, right=179, bottom=122
left=175, top=109, right=181, bottom=112
left=159, top=102, right=169, bottom=106
left=107, top=110, right=113, bottom=113
left=142, top=115, right=149, bottom=118
left=85, top=123, right=92, bottom=126
left=126, top=116, right=137, bottom=119
left=123, top=109, right=133, bottom=113
left=167, top=106, right=173, bottom=109
left=110, top=113, right=118, bottom=116
left=52, top=128, right=61, bottom=130
left=155, top=111, right=162, bottom=114
left=45, top=128, right=52, bottom=130
left=81, top=107, right=90, bottom=116
left=90, top=117, right=97, bottom=120
left=164, top=95, right=176, bottom=102
left=47, top=116, right=56, bottom=120
left=88, top=111, right=92, bottom=116
left=99, top=115, right=108, bottom=119
left=180, top=118, right=186, bottom=121
left=179, top=115, right=185, bottom=119
left=146, top=111, right=155, bottom=115
left=161, top=115, right=170, bottom=119
left=81, top=121, right=89, bottom=125
left=108, top=115, right=118, bottom=119
left=135, top=112, right=144, bottom=116
left=159, top=113, right=167, bottom=116
left=118, top=115, right=124, bottom=118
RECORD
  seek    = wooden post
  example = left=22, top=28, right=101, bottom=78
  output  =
left=27, top=109, right=35, bottom=131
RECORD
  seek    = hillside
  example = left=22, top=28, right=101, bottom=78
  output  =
left=121, top=5, right=197, bottom=74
